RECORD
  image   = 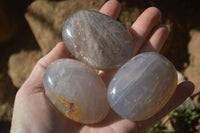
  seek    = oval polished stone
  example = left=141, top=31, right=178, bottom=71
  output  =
left=107, top=52, right=177, bottom=121
left=43, top=59, right=109, bottom=124
left=62, top=10, right=134, bottom=70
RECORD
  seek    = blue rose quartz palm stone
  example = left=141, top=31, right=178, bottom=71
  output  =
left=107, top=52, right=177, bottom=121
left=62, top=10, right=134, bottom=70
left=43, top=59, right=109, bottom=124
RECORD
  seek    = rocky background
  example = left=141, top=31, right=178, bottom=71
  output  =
left=0, top=0, right=200, bottom=132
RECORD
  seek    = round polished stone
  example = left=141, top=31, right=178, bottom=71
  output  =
left=43, top=59, right=109, bottom=124
left=62, top=10, right=134, bottom=70
left=107, top=52, right=177, bottom=121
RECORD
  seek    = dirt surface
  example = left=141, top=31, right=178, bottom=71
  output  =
left=0, top=0, right=200, bottom=132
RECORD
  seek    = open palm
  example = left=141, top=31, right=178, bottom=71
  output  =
left=11, top=0, right=194, bottom=133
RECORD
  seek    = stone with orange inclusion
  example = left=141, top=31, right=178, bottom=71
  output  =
left=43, top=59, right=109, bottom=124
left=57, top=96, right=81, bottom=122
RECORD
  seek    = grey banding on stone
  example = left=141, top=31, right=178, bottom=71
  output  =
left=62, top=10, right=134, bottom=70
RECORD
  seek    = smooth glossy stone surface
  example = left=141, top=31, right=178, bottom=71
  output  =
left=43, top=59, right=109, bottom=124
left=62, top=10, right=134, bottom=70
left=108, top=52, right=177, bottom=121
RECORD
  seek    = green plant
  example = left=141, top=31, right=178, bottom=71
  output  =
left=169, top=105, right=200, bottom=132
left=147, top=121, right=174, bottom=133
left=147, top=96, right=200, bottom=133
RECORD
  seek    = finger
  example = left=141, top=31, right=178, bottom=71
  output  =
left=129, top=7, right=161, bottom=54
left=21, top=42, right=70, bottom=92
left=136, top=81, right=194, bottom=131
left=99, top=0, right=121, bottom=19
left=98, top=70, right=117, bottom=86
left=139, top=24, right=169, bottom=53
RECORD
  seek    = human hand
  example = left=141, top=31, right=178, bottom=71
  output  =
left=11, top=0, right=194, bottom=133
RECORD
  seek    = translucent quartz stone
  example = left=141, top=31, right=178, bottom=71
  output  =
left=107, top=52, right=177, bottom=121
left=62, top=10, right=134, bottom=70
left=43, top=59, right=109, bottom=124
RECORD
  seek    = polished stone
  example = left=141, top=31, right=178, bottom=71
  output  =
left=43, top=59, right=109, bottom=124
left=107, top=52, right=177, bottom=121
left=62, top=10, right=134, bottom=70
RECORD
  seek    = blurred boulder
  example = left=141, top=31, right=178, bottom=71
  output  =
left=0, top=73, right=16, bottom=121
left=118, top=5, right=140, bottom=29
left=25, top=0, right=106, bottom=55
left=0, top=102, right=13, bottom=121
left=8, top=50, right=42, bottom=88
left=0, top=74, right=15, bottom=103
left=185, top=29, right=200, bottom=94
